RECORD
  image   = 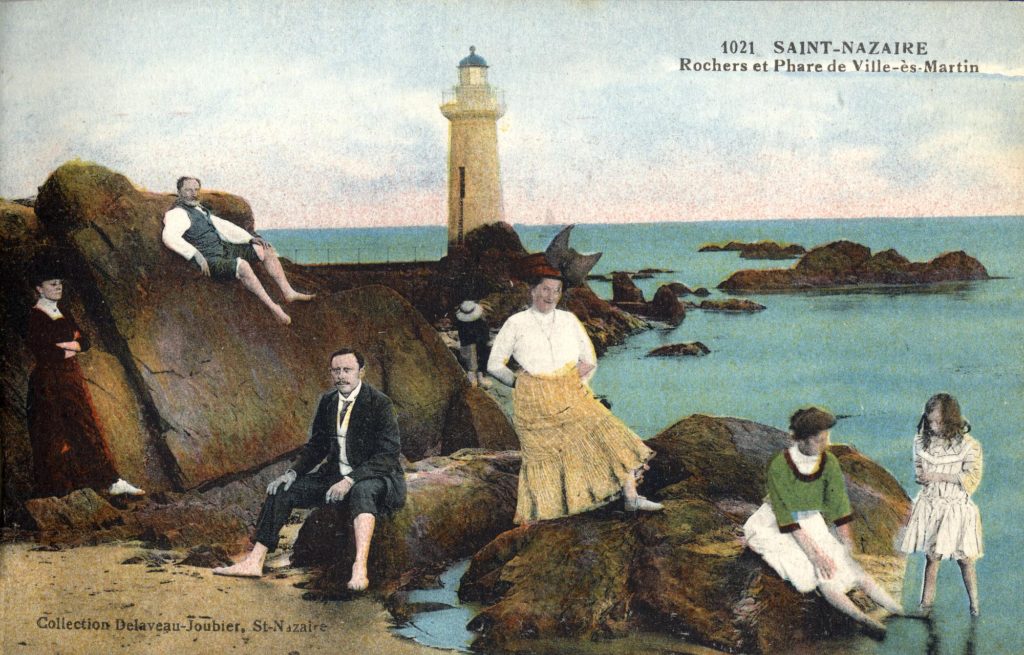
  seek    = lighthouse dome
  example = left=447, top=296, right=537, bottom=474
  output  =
left=458, top=46, right=488, bottom=68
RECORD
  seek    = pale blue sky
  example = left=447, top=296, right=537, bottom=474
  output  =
left=2, top=1, right=1021, bottom=228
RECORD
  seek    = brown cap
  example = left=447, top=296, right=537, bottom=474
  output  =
left=514, top=252, right=563, bottom=282
left=789, top=407, right=837, bottom=440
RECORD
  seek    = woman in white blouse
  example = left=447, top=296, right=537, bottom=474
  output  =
left=488, top=255, right=661, bottom=524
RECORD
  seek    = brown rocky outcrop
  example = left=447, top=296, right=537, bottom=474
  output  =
left=294, top=449, right=520, bottom=594
left=719, top=240, right=990, bottom=292
left=699, top=298, right=766, bottom=312
left=459, top=415, right=911, bottom=653
left=2, top=161, right=509, bottom=514
left=21, top=461, right=286, bottom=549
left=741, top=242, right=806, bottom=259
left=611, top=283, right=686, bottom=326
left=647, top=342, right=710, bottom=357
left=647, top=285, right=687, bottom=325
left=611, top=272, right=645, bottom=303
left=562, top=285, right=647, bottom=356
left=666, top=281, right=693, bottom=295
left=700, top=240, right=806, bottom=259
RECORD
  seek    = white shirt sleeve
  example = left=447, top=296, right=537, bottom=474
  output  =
left=161, top=208, right=197, bottom=260
left=487, top=318, right=518, bottom=386
left=211, top=214, right=255, bottom=244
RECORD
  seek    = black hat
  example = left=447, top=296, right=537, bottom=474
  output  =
left=28, top=257, right=67, bottom=287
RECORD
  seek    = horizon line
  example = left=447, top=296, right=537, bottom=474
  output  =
left=259, top=214, right=1024, bottom=231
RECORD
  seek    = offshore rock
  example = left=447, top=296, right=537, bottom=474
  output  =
left=460, top=415, right=911, bottom=654
left=700, top=240, right=806, bottom=259
left=611, top=272, right=645, bottom=303
left=699, top=298, right=766, bottom=312
left=646, top=341, right=710, bottom=357
left=719, top=240, right=989, bottom=291
left=293, top=450, right=520, bottom=594
left=648, top=285, right=687, bottom=325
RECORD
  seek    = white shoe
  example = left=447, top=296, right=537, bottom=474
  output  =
left=108, top=478, right=145, bottom=496
left=624, top=495, right=663, bottom=512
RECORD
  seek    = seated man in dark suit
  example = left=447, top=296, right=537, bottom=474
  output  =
left=214, top=348, right=406, bottom=591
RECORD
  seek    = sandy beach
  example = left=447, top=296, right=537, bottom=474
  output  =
left=0, top=537, right=447, bottom=655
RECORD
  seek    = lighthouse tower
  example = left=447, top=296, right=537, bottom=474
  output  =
left=441, top=46, right=506, bottom=247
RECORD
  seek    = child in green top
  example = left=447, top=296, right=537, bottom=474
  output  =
left=744, top=407, right=903, bottom=637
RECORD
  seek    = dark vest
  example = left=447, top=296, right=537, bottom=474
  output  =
left=176, top=202, right=225, bottom=257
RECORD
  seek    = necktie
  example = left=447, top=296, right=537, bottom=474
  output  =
left=338, top=399, right=354, bottom=434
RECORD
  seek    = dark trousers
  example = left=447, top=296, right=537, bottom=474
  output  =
left=252, top=469, right=387, bottom=552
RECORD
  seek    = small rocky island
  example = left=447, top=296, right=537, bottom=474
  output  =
left=647, top=342, right=710, bottom=357
left=719, top=240, right=990, bottom=291
left=700, top=240, right=806, bottom=259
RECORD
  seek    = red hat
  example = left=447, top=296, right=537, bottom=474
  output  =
left=514, top=252, right=563, bottom=282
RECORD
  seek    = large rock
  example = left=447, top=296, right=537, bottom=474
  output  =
left=611, top=272, right=645, bottom=303
left=441, top=387, right=519, bottom=452
left=459, top=415, right=912, bottom=653
left=719, top=240, right=990, bottom=292
left=26, top=161, right=487, bottom=494
left=293, top=449, right=520, bottom=594
left=648, top=284, right=686, bottom=325
left=21, top=465, right=279, bottom=550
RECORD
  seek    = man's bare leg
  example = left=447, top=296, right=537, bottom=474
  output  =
left=348, top=513, right=375, bottom=591
left=213, top=542, right=268, bottom=578
left=236, top=259, right=291, bottom=324
left=254, top=244, right=315, bottom=303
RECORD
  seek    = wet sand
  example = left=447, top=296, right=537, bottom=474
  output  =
left=0, top=539, right=446, bottom=655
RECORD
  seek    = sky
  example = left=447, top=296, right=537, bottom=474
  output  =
left=1, top=1, right=1022, bottom=229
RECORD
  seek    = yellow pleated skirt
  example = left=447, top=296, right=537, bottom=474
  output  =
left=513, top=363, right=654, bottom=523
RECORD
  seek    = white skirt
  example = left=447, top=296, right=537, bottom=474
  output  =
left=743, top=502, right=860, bottom=594
left=899, top=492, right=983, bottom=560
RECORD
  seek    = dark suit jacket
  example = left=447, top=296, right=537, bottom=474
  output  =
left=291, top=382, right=406, bottom=513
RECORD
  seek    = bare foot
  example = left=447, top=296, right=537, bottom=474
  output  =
left=284, top=290, right=315, bottom=303
left=271, top=304, right=292, bottom=325
left=213, top=557, right=264, bottom=578
left=347, top=562, right=369, bottom=591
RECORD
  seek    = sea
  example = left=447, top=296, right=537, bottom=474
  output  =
left=264, top=216, right=1024, bottom=655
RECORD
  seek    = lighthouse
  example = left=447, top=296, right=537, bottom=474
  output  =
left=441, top=46, right=506, bottom=248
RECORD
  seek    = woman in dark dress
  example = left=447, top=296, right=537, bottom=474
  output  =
left=26, top=274, right=143, bottom=497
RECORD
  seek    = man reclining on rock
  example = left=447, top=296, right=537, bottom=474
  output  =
left=162, top=176, right=313, bottom=325
left=214, top=349, right=406, bottom=591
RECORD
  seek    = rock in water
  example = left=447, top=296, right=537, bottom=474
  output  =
left=611, top=272, right=645, bottom=303
left=719, top=240, right=989, bottom=291
left=647, top=342, right=710, bottom=357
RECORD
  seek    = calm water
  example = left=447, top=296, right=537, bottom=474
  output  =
left=266, top=217, right=1024, bottom=654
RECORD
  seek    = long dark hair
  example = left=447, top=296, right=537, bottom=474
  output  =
left=918, top=393, right=970, bottom=450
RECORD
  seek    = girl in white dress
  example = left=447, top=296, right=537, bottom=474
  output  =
left=899, top=393, right=983, bottom=616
